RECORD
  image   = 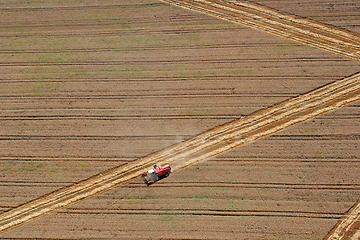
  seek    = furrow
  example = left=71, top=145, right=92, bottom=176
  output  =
left=0, top=42, right=303, bottom=54
left=58, top=208, right=343, bottom=219
left=0, top=3, right=166, bottom=12
left=0, top=57, right=343, bottom=67
left=0, top=76, right=339, bottom=83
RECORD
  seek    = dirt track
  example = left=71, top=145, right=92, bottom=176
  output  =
left=1, top=0, right=360, bottom=239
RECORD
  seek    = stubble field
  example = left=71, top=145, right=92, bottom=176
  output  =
left=1, top=0, right=360, bottom=239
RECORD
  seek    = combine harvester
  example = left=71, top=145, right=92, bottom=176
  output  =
left=141, top=165, right=171, bottom=186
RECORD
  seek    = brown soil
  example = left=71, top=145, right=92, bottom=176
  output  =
left=0, top=0, right=359, bottom=239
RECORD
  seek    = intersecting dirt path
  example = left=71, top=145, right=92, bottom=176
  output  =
left=1, top=0, right=360, bottom=236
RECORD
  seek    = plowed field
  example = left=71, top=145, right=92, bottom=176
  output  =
left=1, top=0, right=359, bottom=239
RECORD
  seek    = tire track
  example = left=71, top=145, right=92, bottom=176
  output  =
left=158, top=0, right=360, bottom=61
left=0, top=135, right=192, bottom=141
left=0, top=15, right=214, bottom=30
left=0, top=93, right=276, bottom=99
left=0, top=14, right=201, bottom=26
left=0, top=3, right=166, bottom=12
left=58, top=208, right=343, bottom=220
left=1, top=133, right=360, bottom=141
left=0, top=71, right=359, bottom=234
left=0, top=43, right=304, bottom=54
left=0, top=75, right=339, bottom=83
left=1, top=57, right=342, bottom=67
left=2, top=156, right=359, bottom=163
left=0, top=156, right=130, bottom=163
left=3, top=114, right=357, bottom=122
left=0, top=115, right=243, bottom=121
left=1, top=181, right=359, bottom=191
left=0, top=27, right=245, bottom=38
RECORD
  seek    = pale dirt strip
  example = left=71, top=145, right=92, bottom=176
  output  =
left=0, top=71, right=359, bottom=234
left=326, top=197, right=360, bottom=240
left=158, top=0, right=360, bottom=62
